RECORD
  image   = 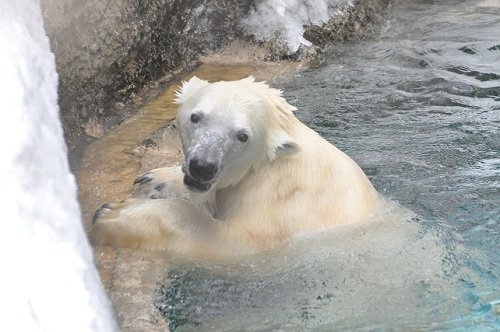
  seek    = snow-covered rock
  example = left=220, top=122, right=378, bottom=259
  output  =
left=242, top=0, right=353, bottom=52
left=0, top=0, right=116, bottom=330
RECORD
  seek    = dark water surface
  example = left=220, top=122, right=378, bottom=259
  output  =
left=157, top=0, right=500, bottom=330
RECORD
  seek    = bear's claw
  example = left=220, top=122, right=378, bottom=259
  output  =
left=92, top=204, right=112, bottom=224
left=132, top=167, right=188, bottom=199
left=134, top=173, right=153, bottom=185
left=92, top=199, right=138, bottom=225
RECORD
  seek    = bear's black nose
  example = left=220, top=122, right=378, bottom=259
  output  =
left=188, top=159, right=218, bottom=182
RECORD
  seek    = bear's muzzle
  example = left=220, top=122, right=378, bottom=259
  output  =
left=183, top=175, right=212, bottom=193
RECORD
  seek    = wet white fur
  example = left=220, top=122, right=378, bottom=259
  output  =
left=91, top=77, right=380, bottom=256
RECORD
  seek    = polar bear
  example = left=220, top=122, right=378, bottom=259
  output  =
left=91, top=76, right=380, bottom=256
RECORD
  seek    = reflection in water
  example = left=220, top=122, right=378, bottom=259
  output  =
left=156, top=0, right=500, bottom=330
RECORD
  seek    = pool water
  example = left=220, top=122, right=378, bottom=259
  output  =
left=156, top=0, right=500, bottom=330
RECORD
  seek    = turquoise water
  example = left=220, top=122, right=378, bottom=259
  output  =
left=156, top=0, right=500, bottom=330
left=285, top=0, right=500, bottom=271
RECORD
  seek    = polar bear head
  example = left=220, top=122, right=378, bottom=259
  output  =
left=175, top=76, right=300, bottom=193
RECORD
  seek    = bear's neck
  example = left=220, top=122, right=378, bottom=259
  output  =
left=214, top=151, right=299, bottom=221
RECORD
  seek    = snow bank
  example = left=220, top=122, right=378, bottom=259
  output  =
left=0, top=0, right=116, bottom=331
left=242, top=0, right=353, bottom=52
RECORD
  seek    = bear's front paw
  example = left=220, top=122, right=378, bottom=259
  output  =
left=90, top=200, right=144, bottom=248
left=92, top=203, right=113, bottom=225
left=133, top=166, right=188, bottom=199
left=92, top=200, right=134, bottom=224
left=134, top=172, right=161, bottom=197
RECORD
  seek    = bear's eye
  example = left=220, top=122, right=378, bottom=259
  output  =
left=190, top=113, right=200, bottom=123
left=237, top=133, right=249, bottom=143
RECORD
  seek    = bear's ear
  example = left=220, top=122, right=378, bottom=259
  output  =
left=277, top=141, right=299, bottom=157
left=175, top=76, right=210, bottom=104
left=270, top=130, right=300, bottom=159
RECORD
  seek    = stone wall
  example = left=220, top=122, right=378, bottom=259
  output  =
left=40, top=0, right=390, bottom=145
left=41, top=0, right=253, bottom=141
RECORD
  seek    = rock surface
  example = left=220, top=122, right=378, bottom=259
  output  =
left=40, top=0, right=390, bottom=149
left=41, top=0, right=254, bottom=143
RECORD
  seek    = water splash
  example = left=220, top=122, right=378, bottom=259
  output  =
left=242, top=0, right=353, bottom=52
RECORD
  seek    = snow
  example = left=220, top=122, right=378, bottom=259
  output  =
left=0, top=0, right=116, bottom=331
left=242, top=0, right=353, bottom=52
